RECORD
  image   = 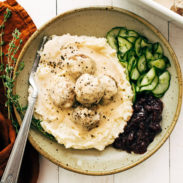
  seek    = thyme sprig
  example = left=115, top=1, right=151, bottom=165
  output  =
left=0, top=8, right=12, bottom=91
left=0, top=8, right=23, bottom=122
left=0, top=8, right=55, bottom=139
left=0, top=8, right=24, bottom=132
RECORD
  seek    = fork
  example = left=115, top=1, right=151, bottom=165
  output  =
left=1, top=36, right=48, bottom=183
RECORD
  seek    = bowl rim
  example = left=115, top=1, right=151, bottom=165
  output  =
left=13, top=6, right=182, bottom=175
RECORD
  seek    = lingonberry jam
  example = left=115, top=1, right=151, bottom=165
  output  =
left=113, top=94, right=163, bottom=154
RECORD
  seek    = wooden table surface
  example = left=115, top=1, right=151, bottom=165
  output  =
left=16, top=0, right=183, bottom=182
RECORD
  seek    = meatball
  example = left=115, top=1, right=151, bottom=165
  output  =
left=66, top=54, right=96, bottom=79
left=72, top=106, right=100, bottom=130
left=49, top=77, right=75, bottom=108
left=100, top=75, right=118, bottom=103
left=75, top=74, right=104, bottom=105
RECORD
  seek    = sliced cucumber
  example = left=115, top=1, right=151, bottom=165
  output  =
left=130, top=66, right=140, bottom=80
left=131, top=82, right=137, bottom=103
left=153, top=53, right=162, bottom=60
left=119, top=28, right=139, bottom=38
left=127, top=36, right=137, bottom=43
left=122, top=52, right=128, bottom=61
left=163, top=56, right=171, bottom=67
left=128, top=30, right=139, bottom=37
left=135, top=37, right=142, bottom=56
left=136, top=75, right=144, bottom=92
left=127, top=50, right=136, bottom=59
left=145, top=47, right=153, bottom=60
left=137, top=55, right=147, bottom=73
left=153, top=94, right=164, bottom=98
left=128, top=56, right=136, bottom=72
left=140, top=67, right=156, bottom=86
left=156, top=44, right=163, bottom=54
left=141, top=38, right=148, bottom=48
left=106, top=26, right=171, bottom=99
left=153, top=43, right=158, bottom=52
left=137, top=75, right=144, bottom=87
left=119, top=27, right=128, bottom=37
left=139, top=76, right=159, bottom=92
left=141, top=47, right=147, bottom=56
left=148, top=58, right=166, bottom=70
left=153, top=42, right=163, bottom=54
left=152, top=71, right=171, bottom=95
left=120, top=61, right=128, bottom=68
left=106, top=27, right=121, bottom=50
left=118, top=37, right=132, bottom=56
left=117, top=52, right=123, bottom=62
left=117, top=51, right=127, bottom=62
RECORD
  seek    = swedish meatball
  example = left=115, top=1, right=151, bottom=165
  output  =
left=66, top=54, right=96, bottom=79
left=100, top=75, right=118, bottom=104
left=50, top=77, right=75, bottom=108
left=72, top=106, right=100, bottom=130
left=75, top=74, right=104, bottom=105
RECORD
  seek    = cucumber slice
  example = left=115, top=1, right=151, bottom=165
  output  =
left=153, top=53, right=162, bottom=60
left=141, top=38, right=148, bottom=48
left=137, top=55, right=147, bottom=73
left=142, top=41, right=152, bottom=49
left=135, top=37, right=142, bottom=56
left=122, top=52, right=128, bottom=61
left=163, top=56, right=171, bottom=67
left=120, top=60, right=128, bottom=68
left=117, top=52, right=123, bottom=62
left=139, top=76, right=159, bottom=92
left=127, top=50, right=136, bottom=59
left=128, top=56, right=136, bottom=72
left=128, top=30, right=139, bottom=37
left=118, top=37, right=132, bottom=56
left=140, top=67, right=156, bottom=86
left=106, top=27, right=121, bottom=50
left=119, top=27, right=128, bottom=37
left=152, top=71, right=171, bottom=95
left=117, top=51, right=128, bottom=62
left=153, top=43, right=158, bottom=52
left=148, top=58, right=166, bottom=70
left=130, top=66, right=140, bottom=80
left=145, top=47, right=153, bottom=60
left=137, top=75, right=144, bottom=87
left=153, top=43, right=163, bottom=54
left=131, top=82, right=136, bottom=103
left=136, top=75, right=144, bottom=92
left=153, top=94, right=164, bottom=98
left=156, top=44, right=163, bottom=54
left=127, top=36, right=137, bottom=43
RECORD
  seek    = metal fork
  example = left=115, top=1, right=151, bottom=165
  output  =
left=1, top=36, right=48, bottom=183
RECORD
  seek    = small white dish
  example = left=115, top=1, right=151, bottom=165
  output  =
left=130, top=0, right=183, bottom=28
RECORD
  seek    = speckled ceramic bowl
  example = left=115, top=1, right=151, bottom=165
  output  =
left=14, top=7, right=182, bottom=175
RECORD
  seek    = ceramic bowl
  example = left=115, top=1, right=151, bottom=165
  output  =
left=14, top=7, right=182, bottom=175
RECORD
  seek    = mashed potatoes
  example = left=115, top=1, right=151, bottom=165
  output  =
left=29, top=34, right=133, bottom=151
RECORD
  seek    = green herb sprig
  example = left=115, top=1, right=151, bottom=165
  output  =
left=0, top=9, right=23, bottom=123
left=0, top=8, right=12, bottom=91
left=0, top=8, right=55, bottom=140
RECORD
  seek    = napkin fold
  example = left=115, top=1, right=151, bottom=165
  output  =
left=0, top=0, right=39, bottom=182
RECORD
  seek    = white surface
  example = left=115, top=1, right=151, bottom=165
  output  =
left=15, top=0, right=183, bottom=182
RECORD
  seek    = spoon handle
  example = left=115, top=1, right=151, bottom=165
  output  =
left=1, top=97, right=36, bottom=183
